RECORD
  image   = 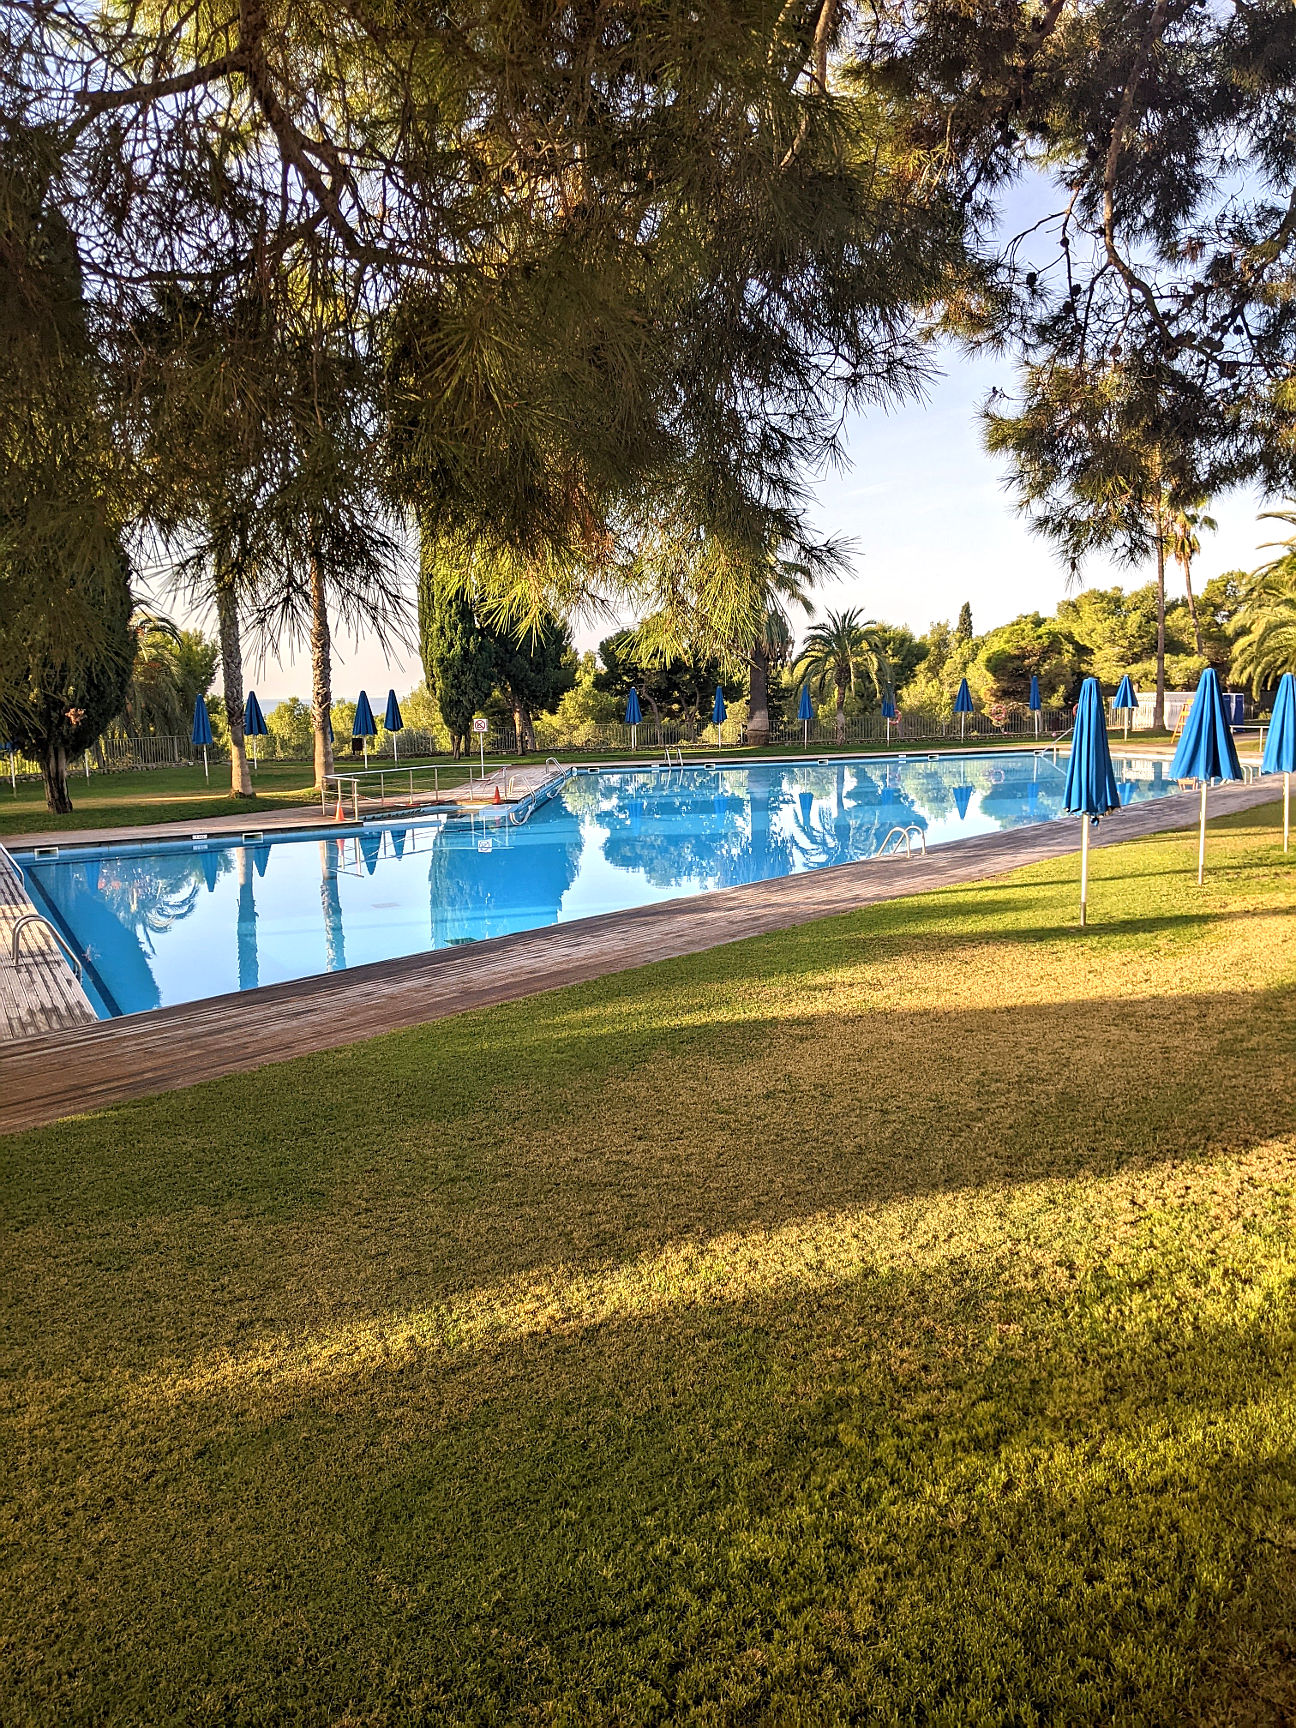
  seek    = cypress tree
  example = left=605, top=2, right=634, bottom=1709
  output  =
left=418, top=533, right=493, bottom=759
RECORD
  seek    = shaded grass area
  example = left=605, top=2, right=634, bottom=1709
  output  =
left=3, top=806, right=1295, bottom=1723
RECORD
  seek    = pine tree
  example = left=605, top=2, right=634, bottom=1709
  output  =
left=481, top=616, right=576, bottom=754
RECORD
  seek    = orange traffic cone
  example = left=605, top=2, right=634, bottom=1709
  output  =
left=334, top=795, right=344, bottom=821
left=492, top=785, right=501, bottom=805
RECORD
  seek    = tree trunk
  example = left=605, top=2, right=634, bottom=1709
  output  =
left=309, top=546, right=334, bottom=789
left=41, top=740, right=73, bottom=814
left=521, top=704, right=537, bottom=753
left=318, top=842, right=346, bottom=972
left=1180, top=555, right=1205, bottom=656
left=214, top=565, right=252, bottom=797
left=835, top=673, right=847, bottom=744
left=747, top=641, right=771, bottom=745
left=512, top=701, right=526, bottom=754
left=1154, top=505, right=1167, bottom=732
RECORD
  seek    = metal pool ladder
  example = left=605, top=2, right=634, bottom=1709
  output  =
left=876, top=825, right=927, bottom=859
left=10, top=912, right=83, bottom=979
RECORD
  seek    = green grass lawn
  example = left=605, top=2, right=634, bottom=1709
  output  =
left=3, top=804, right=1294, bottom=1724
left=0, top=758, right=479, bottom=839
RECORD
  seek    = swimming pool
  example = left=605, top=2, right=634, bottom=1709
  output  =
left=16, top=752, right=1181, bottom=1018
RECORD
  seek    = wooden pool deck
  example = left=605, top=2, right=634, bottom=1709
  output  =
left=0, top=779, right=1281, bottom=1135
left=0, top=849, right=97, bottom=1041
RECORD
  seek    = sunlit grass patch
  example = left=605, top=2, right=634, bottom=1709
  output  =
left=2, top=801, right=1294, bottom=1723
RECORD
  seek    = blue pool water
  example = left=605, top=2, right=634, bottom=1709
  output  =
left=17, top=752, right=1181, bottom=1018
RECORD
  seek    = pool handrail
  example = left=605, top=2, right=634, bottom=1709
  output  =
left=10, top=910, right=83, bottom=980
left=877, top=825, right=927, bottom=859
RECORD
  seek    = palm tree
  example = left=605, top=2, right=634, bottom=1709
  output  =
left=1231, top=510, right=1296, bottom=695
left=794, top=609, right=893, bottom=744
left=1167, top=502, right=1217, bottom=657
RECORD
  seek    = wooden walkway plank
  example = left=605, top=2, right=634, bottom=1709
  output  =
left=0, top=781, right=1280, bottom=1135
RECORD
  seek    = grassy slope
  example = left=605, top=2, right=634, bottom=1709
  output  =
left=3, top=804, right=1294, bottom=1725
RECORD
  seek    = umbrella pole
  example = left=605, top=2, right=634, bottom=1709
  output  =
left=1079, top=816, right=1089, bottom=928
left=1198, top=782, right=1207, bottom=885
left=203, top=745, right=209, bottom=783
left=960, top=713, right=966, bottom=742
left=1285, top=772, right=1290, bottom=854
left=392, top=733, right=397, bottom=763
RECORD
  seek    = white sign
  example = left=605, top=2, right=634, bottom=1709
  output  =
left=471, top=718, right=488, bottom=735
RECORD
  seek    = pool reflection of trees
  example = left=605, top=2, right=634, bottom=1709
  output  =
left=427, top=813, right=584, bottom=945
left=45, top=851, right=221, bottom=1013
left=599, top=766, right=929, bottom=886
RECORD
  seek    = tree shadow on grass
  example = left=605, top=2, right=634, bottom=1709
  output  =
left=7, top=1193, right=1295, bottom=1726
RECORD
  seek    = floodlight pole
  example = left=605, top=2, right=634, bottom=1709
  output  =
left=1079, top=816, right=1089, bottom=928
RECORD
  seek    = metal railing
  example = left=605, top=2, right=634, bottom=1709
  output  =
left=321, top=759, right=512, bottom=819
left=876, top=825, right=928, bottom=859
left=10, top=911, right=83, bottom=979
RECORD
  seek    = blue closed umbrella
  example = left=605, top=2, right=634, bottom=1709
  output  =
left=1028, top=673, right=1041, bottom=738
left=881, top=692, right=898, bottom=743
left=1063, top=676, right=1121, bottom=926
left=191, top=695, right=214, bottom=782
left=1261, top=671, right=1296, bottom=853
left=712, top=685, right=727, bottom=746
left=1112, top=674, right=1138, bottom=741
left=624, top=686, right=642, bottom=750
left=353, top=690, right=376, bottom=768
left=383, top=689, right=404, bottom=762
left=243, top=690, right=268, bottom=773
left=1170, top=666, right=1242, bottom=884
left=953, top=677, right=973, bottom=741
left=797, top=684, right=814, bottom=748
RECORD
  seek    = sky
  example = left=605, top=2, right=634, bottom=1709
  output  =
left=184, top=343, right=1277, bottom=707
